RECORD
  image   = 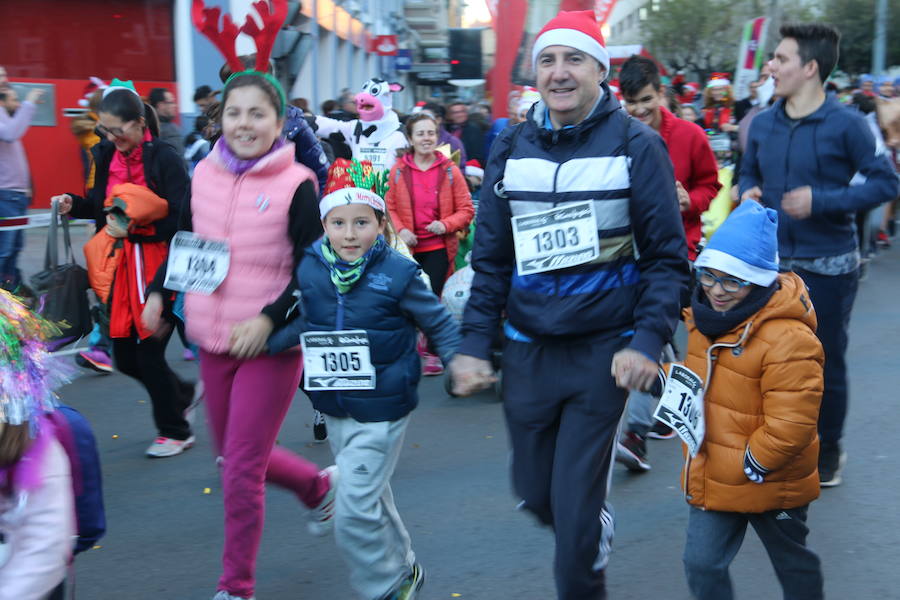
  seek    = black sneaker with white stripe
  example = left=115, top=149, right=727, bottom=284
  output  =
left=616, top=431, right=651, bottom=472
left=313, top=410, right=328, bottom=442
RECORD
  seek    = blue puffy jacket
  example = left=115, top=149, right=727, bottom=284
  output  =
left=460, top=83, right=690, bottom=362
left=283, top=104, right=329, bottom=194
left=740, top=95, right=899, bottom=259
left=268, top=239, right=460, bottom=422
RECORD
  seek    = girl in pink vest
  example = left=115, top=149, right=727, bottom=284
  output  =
left=143, top=71, right=335, bottom=600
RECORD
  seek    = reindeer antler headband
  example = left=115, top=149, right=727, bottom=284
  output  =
left=192, top=0, right=289, bottom=115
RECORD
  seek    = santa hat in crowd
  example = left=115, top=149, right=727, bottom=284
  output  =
left=319, top=158, right=387, bottom=219
left=78, top=76, right=108, bottom=107
left=607, top=78, right=622, bottom=101
left=706, top=73, right=732, bottom=88
left=465, top=159, right=484, bottom=179
left=517, top=86, right=542, bottom=117
left=531, top=10, right=609, bottom=75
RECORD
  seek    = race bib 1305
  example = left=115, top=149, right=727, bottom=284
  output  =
left=301, top=330, right=376, bottom=391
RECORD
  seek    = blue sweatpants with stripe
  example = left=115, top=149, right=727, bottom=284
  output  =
left=502, top=334, right=628, bottom=600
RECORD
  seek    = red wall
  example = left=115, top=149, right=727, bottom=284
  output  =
left=1, top=0, right=177, bottom=209
left=16, top=78, right=177, bottom=209
left=0, top=0, right=175, bottom=81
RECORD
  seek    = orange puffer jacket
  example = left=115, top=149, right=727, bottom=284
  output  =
left=83, top=183, right=168, bottom=304
left=680, top=272, right=824, bottom=513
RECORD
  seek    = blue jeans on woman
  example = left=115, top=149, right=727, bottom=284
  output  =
left=683, top=505, right=823, bottom=600
left=0, top=190, right=30, bottom=287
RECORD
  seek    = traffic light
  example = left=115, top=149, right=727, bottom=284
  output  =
left=448, top=28, right=483, bottom=80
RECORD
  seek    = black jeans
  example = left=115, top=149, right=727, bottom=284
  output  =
left=112, top=328, right=194, bottom=440
left=414, top=248, right=450, bottom=298
left=794, top=268, right=859, bottom=444
left=502, top=335, right=629, bottom=600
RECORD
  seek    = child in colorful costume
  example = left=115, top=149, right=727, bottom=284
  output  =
left=0, top=291, right=75, bottom=600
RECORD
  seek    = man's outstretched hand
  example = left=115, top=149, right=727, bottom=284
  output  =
left=449, top=354, right=498, bottom=396
left=611, top=348, right=658, bottom=392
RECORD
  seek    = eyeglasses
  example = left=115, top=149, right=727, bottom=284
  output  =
left=96, top=120, right=136, bottom=139
left=696, top=268, right=752, bottom=293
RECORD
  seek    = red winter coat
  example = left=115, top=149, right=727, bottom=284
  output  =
left=385, top=153, right=474, bottom=273
left=658, top=107, right=722, bottom=260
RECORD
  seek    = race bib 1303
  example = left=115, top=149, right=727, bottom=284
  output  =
left=511, top=201, right=600, bottom=275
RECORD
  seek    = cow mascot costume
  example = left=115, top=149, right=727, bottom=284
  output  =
left=314, top=79, right=408, bottom=172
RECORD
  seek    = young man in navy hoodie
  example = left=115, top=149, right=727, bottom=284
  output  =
left=740, top=23, right=899, bottom=487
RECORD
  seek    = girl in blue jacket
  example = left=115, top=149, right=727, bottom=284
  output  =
left=265, top=183, right=460, bottom=600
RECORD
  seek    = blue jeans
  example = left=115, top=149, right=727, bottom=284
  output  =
left=683, top=505, right=823, bottom=600
left=794, top=268, right=859, bottom=444
left=0, top=190, right=30, bottom=287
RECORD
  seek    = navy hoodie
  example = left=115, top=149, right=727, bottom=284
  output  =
left=740, top=95, right=898, bottom=259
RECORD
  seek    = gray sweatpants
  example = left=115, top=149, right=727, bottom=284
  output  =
left=325, top=415, right=415, bottom=600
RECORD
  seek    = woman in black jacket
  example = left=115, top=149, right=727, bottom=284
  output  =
left=51, top=86, right=197, bottom=458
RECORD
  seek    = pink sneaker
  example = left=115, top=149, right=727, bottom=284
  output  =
left=423, top=353, right=444, bottom=376
left=77, top=349, right=113, bottom=374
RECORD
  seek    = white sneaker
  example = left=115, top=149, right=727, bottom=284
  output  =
left=307, top=465, right=338, bottom=536
left=145, top=436, right=195, bottom=458
left=212, top=591, right=255, bottom=600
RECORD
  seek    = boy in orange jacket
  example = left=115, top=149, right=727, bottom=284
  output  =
left=671, top=200, right=825, bottom=599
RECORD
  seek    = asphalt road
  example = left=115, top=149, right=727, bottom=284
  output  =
left=16, top=223, right=900, bottom=599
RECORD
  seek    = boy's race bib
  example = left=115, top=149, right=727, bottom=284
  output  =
left=511, top=201, right=601, bottom=275
left=301, top=330, right=376, bottom=391
left=164, top=231, right=230, bottom=295
left=653, top=363, right=706, bottom=457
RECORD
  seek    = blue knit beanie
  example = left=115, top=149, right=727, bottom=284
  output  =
left=695, top=200, right=779, bottom=286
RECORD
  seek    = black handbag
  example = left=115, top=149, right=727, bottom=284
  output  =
left=30, top=199, right=92, bottom=349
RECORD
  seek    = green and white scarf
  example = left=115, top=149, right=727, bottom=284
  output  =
left=321, top=237, right=384, bottom=294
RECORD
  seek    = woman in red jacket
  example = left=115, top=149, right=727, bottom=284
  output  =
left=386, top=113, right=473, bottom=374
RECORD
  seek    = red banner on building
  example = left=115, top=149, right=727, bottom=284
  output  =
left=371, top=35, right=398, bottom=56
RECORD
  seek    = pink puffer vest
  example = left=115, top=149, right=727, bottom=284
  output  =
left=185, top=142, right=314, bottom=354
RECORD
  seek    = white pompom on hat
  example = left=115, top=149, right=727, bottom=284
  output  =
left=531, top=10, right=610, bottom=74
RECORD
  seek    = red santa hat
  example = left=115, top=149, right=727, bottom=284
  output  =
left=531, top=10, right=609, bottom=74
left=465, top=159, right=484, bottom=179
left=707, top=73, right=732, bottom=88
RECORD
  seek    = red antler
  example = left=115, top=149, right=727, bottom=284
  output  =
left=240, top=0, right=289, bottom=72
left=192, top=0, right=245, bottom=74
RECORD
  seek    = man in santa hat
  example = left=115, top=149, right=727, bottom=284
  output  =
left=450, top=10, right=689, bottom=599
